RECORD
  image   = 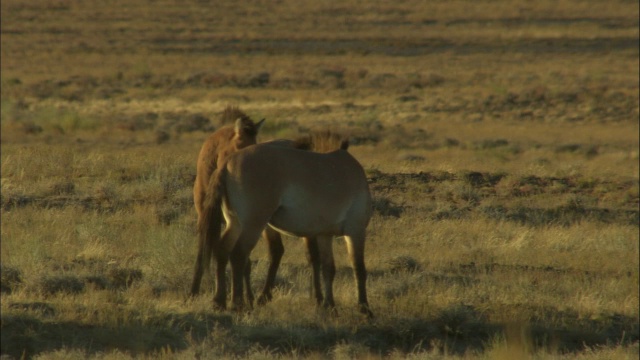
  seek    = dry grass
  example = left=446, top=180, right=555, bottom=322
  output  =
left=1, top=0, right=638, bottom=359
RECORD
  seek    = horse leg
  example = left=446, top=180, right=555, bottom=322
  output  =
left=190, top=231, right=205, bottom=296
left=212, top=222, right=240, bottom=310
left=212, top=250, right=229, bottom=309
left=244, top=259, right=254, bottom=307
left=304, top=236, right=323, bottom=305
left=344, top=233, right=373, bottom=318
left=190, top=179, right=206, bottom=296
left=229, top=246, right=247, bottom=311
left=229, top=227, right=263, bottom=311
left=317, top=236, right=336, bottom=311
left=257, top=227, right=284, bottom=305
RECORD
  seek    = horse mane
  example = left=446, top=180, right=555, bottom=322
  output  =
left=292, top=130, right=349, bottom=153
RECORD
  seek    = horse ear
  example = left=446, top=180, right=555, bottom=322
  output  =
left=234, top=118, right=244, bottom=135
left=340, top=138, right=350, bottom=150
left=255, top=118, right=265, bottom=132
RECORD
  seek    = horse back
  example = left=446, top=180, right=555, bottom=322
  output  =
left=230, top=143, right=367, bottom=191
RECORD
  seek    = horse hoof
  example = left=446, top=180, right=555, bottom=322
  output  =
left=317, top=303, right=338, bottom=317
left=359, top=305, right=374, bottom=319
left=256, top=293, right=272, bottom=306
left=213, top=299, right=227, bottom=311
left=230, top=303, right=251, bottom=314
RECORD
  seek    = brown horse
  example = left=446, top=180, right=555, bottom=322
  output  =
left=193, top=106, right=264, bottom=227
left=191, top=107, right=265, bottom=299
left=198, top=140, right=373, bottom=317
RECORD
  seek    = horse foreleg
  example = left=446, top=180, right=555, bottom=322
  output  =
left=345, top=233, right=373, bottom=318
left=257, top=227, right=284, bottom=305
left=317, top=236, right=336, bottom=311
left=304, top=236, right=323, bottom=305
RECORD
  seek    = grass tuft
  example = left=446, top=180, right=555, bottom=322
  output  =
left=106, top=268, right=144, bottom=289
left=1, top=264, right=23, bottom=294
left=37, top=275, right=86, bottom=295
left=387, top=256, right=422, bottom=273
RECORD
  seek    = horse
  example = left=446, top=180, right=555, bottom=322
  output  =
left=191, top=107, right=348, bottom=308
left=247, top=132, right=351, bottom=307
left=198, top=138, right=374, bottom=317
left=192, top=106, right=264, bottom=228
left=246, top=131, right=351, bottom=307
left=191, top=106, right=264, bottom=298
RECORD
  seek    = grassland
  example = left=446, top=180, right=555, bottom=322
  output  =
left=1, top=0, right=639, bottom=359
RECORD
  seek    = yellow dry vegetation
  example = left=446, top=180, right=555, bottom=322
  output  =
left=1, top=0, right=638, bottom=358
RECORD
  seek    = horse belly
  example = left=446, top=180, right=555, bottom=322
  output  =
left=269, top=205, right=346, bottom=237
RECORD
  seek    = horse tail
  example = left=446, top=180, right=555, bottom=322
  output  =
left=199, top=165, right=227, bottom=280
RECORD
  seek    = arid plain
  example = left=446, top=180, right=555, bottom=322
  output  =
left=1, top=0, right=639, bottom=359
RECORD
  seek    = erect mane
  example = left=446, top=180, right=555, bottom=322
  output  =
left=292, top=130, right=349, bottom=153
left=219, top=105, right=252, bottom=126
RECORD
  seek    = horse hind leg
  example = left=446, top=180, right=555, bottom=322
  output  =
left=229, top=226, right=264, bottom=311
left=304, top=236, right=323, bottom=305
left=317, top=236, right=336, bottom=312
left=190, top=180, right=206, bottom=296
left=244, top=259, right=254, bottom=307
left=190, top=233, right=206, bottom=297
left=344, top=233, right=373, bottom=318
left=212, top=221, right=241, bottom=310
left=257, top=227, right=284, bottom=305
